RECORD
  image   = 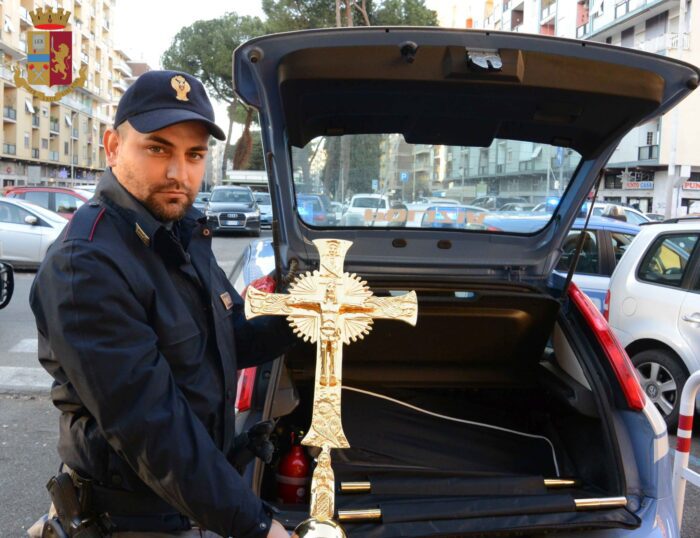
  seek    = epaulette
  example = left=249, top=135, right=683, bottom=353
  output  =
left=63, top=201, right=107, bottom=242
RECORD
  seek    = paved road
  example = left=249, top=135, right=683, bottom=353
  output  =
left=1, top=232, right=700, bottom=536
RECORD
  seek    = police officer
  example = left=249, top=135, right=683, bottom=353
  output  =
left=29, top=70, right=293, bottom=537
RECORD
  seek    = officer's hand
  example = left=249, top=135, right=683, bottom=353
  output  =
left=267, top=519, right=289, bottom=537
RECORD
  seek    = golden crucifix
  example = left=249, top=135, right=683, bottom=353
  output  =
left=245, top=239, right=418, bottom=537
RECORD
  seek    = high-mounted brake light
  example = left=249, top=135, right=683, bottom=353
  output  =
left=568, top=283, right=645, bottom=411
left=235, top=367, right=257, bottom=413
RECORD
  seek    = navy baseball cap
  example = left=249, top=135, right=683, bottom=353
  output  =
left=114, top=70, right=226, bottom=140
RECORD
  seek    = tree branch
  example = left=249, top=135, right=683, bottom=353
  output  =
left=352, top=0, right=371, bottom=26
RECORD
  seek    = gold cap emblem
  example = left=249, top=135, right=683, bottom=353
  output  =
left=171, top=75, right=191, bottom=102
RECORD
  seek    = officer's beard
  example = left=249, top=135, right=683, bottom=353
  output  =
left=114, top=162, right=197, bottom=222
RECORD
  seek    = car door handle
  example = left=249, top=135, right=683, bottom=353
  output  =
left=682, top=313, right=700, bottom=324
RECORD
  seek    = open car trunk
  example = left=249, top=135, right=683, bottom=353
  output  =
left=256, top=284, right=639, bottom=536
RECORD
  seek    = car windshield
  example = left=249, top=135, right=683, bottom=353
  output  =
left=210, top=189, right=252, bottom=203
left=254, top=193, right=271, bottom=205
left=291, top=134, right=582, bottom=232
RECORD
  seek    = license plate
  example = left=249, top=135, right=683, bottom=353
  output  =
left=223, top=220, right=241, bottom=226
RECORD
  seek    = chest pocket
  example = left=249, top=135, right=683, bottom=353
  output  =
left=158, top=322, right=204, bottom=370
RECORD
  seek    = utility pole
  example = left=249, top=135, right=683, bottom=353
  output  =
left=664, top=0, right=687, bottom=217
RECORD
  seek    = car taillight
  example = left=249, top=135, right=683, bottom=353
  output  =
left=235, top=367, right=257, bottom=412
left=603, top=290, right=610, bottom=321
left=568, top=282, right=645, bottom=411
left=314, top=214, right=326, bottom=224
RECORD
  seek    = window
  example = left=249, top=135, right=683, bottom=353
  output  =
left=611, top=232, right=636, bottom=264
left=0, top=202, right=33, bottom=225
left=41, top=138, right=48, bottom=149
left=638, top=234, right=699, bottom=287
left=646, top=132, right=654, bottom=145
left=4, top=15, right=14, bottom=34
left=24, top=132, right=29, bottom=149
left=556, top=230, right=599, bottom=275
left=23, top=190, right=50, bottom=208
left=64, top=141, right=69, bottom=155
left=55, top=192, right=84, bottom=214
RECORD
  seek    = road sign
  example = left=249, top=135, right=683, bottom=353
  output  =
left=371, top=179, right=379, bottom=191
left=400, top=172, right=408, bottom=182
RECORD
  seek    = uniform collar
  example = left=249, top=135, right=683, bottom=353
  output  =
left=95, top=169, right=205, bottom=251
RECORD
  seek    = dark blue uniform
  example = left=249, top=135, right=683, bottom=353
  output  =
left=30, top=170, right=293, bottom=537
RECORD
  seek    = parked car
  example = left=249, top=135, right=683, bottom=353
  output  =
left=253, top=191, right=273, bottom=228
left=340, top=193, right=392, bottom=226
left=646, top=213, right=666, bottom=222
left=470, top=195, right=529, bottom=210
left=420, top=204, right=488, bottom=230
left=605, top=219, right=700, bottom=427
left=232, top=28, right=697, bottom=536
left=484, top=214, right=640, bottom=310
left=193, top=191, right=210, bottom=212
left=204, top=186, right=260, bottom=236
left=498, top=202, right=538, bottom=212
left=4, top=186, right=92, bottom=219
left=296, top=194, right=329, bottom=226
left=0, top=260, right=13, bottom=309
left=0, top=197, right=68, bottom=268
left=592, top=202, right=650, bottom=225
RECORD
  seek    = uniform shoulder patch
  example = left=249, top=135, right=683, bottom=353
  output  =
left=63, top=202, right=107, bottom=242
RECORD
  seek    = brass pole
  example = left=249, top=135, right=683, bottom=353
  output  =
left=337, top=496, right=628, bottom=522
left=339, top=478, right=580, bottom=494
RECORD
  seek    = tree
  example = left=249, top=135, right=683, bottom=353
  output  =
left=264, top=0, right=437, bottom=200
left=263, top=0, right=437, bottom=30
left=161, top=14, right=267, bottom=177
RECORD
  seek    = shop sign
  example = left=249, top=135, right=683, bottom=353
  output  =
left=682, top=182, right=700, bottom=190
left=625, top=181, right=654, bottom=190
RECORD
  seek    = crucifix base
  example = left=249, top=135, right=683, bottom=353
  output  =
left=292, top=518, right=347, bottom=538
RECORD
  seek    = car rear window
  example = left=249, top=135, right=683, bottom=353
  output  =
left=23, top=191, right=50, bottom=208
left=290, top=134, right=582, bottom=232
left=210, top=189, right=252, bottom=203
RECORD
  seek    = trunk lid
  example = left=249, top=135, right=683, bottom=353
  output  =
left=233, top=27, right=698, bottom=283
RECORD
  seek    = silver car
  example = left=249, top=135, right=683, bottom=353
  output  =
left=0, top=197, right=67, bottom=268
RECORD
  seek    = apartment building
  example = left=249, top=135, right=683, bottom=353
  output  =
left=0, top=0, right=134, bottom=189
left=472, top=0, right=700, bottom=215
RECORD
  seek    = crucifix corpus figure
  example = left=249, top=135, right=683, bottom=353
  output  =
left=245, top=238, right=418, bottom=536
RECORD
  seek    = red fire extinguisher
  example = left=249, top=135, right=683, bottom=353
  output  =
left=276, top=432, right=310, bottom=504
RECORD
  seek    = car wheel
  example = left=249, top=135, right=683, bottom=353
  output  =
left=251, top=229, right=261, bottom=238
left=631, top=349, right=688, bottom=428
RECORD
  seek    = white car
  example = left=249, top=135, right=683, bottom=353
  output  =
left=0, top=197, right=67, bottom=268
left=340, top=194, right=393, bottom=226
left=605, top=218, right=700, bottom=426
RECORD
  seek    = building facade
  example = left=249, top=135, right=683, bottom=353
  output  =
left=474, top=0, right=700, bottom=216
left=0, top=0, right=136, bottom=189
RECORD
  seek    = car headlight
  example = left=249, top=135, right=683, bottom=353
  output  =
left=205, top=210, right=216, bottom=217
left=245, top=211, right=260, bottom=219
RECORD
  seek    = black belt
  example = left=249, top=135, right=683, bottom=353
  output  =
left=65, top=466, right=191, bottom=532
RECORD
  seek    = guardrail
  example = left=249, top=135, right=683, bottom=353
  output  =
left=672, top=370, right=700, bottom=529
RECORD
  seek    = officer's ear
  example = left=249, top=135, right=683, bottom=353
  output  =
left=103, top=127, right=122, bottom=167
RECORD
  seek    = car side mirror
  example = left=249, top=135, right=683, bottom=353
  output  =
left=24, top=215, right=38, bottom=225
left=202, top=197, right=209, bottom=203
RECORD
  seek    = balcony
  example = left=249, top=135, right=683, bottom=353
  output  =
left=31, top=114, right=40, bottom=128
left=3, top=106, right=17, bottom=121
left=639, top=33, right=691, bottom=53
left=19, top=7, right=32, bottom=27
left=3, top=144, right=16, bottom=155
left=540, top=2, right=556, bottom=22
left=72, top=128, right=79, bottom=139
left=31, top=148, right=39, bottom=159
left=81, top=52, right=89, bottom=65
left=576, top=22, right=590, bottom=38
left=49, top=119, right=59, bottom=133
left=115, top=60, right=132, bottom=77
left=638, top=144, right=659, bottom=160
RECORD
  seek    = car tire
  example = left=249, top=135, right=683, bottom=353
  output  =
left=631, top=349, right=688, bottom=428
left=250, top=229, right=261, bottom=238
